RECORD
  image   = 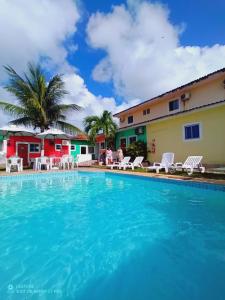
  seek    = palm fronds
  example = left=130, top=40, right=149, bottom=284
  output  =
left=0, top=62, right=82, bottom=133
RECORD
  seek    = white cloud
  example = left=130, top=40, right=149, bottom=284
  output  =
left=0, top=0, right=128, bottom=129
left=0, top=0, right=80, bottom=80
left=87, top=1, right=225, bottom=100
left=62, top=73, right=138, bottom=129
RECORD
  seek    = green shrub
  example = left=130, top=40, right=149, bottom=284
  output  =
left=126, top=141, right=147, bottom=160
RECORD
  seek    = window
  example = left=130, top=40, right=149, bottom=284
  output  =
left=70, top=145, right=76, bottom=151
left=81, top=146, right=87, bottom=154
left=0, top=141, right=3, bottom=152
left=29, top=143, right=40, bottom=153
left=55, top=144, right=62, bottom=151
left=184, top=123, right=200, bottom=140
left=128, top=115, right=133, bottom=124
left=88, top=146, right=95, bottom=154
left=169, top=99, right=179, bottom=111
left=143, top=108, right=150, bottom=115
left=120, top=138, right=127, bottom=148
left=129, top=136, right=137, bottom=144
left=100, top=142, right=105, bottom=149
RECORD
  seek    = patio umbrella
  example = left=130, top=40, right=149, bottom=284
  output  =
left=0, top=125, right=35, bottom=138
left=37, top=128, right=70, bottom=140
left=37, top=128, right=70, bottom=156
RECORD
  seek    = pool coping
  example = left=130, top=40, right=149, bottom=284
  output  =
left=0, top=167, right=225, bottom=187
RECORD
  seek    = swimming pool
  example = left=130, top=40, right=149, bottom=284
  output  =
left=0, top=171, right=225, bottom=300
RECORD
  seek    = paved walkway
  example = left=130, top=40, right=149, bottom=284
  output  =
left=0, top=166, right=225, bottom=186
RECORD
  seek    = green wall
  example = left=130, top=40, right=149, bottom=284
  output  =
left=0, top=135, right=3, bottom=141
left=115, top=126, right=147, bottom=149
left=70, top=140, right=90, bottom=158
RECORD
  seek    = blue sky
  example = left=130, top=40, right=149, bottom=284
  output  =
left=0, top=0, right=225, bottom=127
left=69, top=0, right=225, bottom=99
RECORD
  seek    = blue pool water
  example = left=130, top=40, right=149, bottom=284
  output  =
left=0, top=171, right=225, bottom=300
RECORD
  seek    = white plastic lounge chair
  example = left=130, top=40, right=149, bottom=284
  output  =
left=6, top=156, right=23, bottom=173
left=122, top=156, right=144, bottom=170
left=107, top=156, right=131, bottom=170
left=147, top=152, right=174, bottom=173
left=36, top=156, right=51, bottom=171
left=173, top=156, right=205, bottom=175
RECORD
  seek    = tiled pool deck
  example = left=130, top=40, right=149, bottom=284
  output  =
left=0, top=167, right=225, bottom=187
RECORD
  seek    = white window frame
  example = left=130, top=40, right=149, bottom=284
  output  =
left=29, top=143, right=41, bottom=153
left=183, top=122, right=202, bottom=141
left=120, top=137, right=127, bottom=148
left=80, top=145, right=88, bottom=155
left=128, top=135, right=137, bottom=145
left=168, top=99, right=180, bottom=113
left=55, top=144, right=62, bottom=151
left=70, top=144, right=76, bottom=151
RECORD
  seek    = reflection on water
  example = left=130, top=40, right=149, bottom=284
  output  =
left=0, top=172, right=225, bottom=300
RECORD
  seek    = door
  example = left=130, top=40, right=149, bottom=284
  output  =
left=80, top=146, right=87, bottom=154
left=17, top=143, right=29, bottom=166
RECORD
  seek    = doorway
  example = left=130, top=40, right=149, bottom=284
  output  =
left=80, top=145, right=87, bottom=155
left=17, top=143, right=29, bottom=166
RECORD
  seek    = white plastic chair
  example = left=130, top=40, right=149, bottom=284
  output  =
left=123, top=156, right=144, bottom=170
left=107, top=156, right=131, bottom=170
left=174, top=156, right=205, bottom=175
left=6, top=156, right=23, bottom=173
left=60, top=155, right=74, bottom=169
left=36, top=156, right=51, bottom=171
left=147, top=152, right=174, bottom=173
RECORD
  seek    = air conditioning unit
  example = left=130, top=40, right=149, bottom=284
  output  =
left=180, top=92, right=191, bottom=101
left=120, top=117, right=125, bottom=123
left=62, top=140, right=70, bottom=146
left=135, top=126, right=144, bottom=135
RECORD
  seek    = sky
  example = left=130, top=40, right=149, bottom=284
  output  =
left=0, top=0, right=225, bottom=129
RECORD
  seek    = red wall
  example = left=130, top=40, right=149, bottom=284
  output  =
left=43, top=138, right=69, bottom=157
left=7, top=136, right=69, bottom=159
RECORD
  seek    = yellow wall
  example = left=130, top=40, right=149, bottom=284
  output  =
left=147, top=104, right=225, bottom=165
left=119, top=77, right=225, bottom=129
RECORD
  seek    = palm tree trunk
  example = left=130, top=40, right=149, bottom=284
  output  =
left=40, top=126, right=45, bottom=155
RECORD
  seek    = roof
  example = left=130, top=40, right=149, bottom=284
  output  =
left=71, top=134, right=89, bottom=141
left=113, top=67, right=225, bottom=117
left=96, top=134, right=105, bottom=143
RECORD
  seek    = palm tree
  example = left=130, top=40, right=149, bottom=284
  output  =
left=0, top=63, right=81, bottom=133
left=84, top=110, right=117, bottom=147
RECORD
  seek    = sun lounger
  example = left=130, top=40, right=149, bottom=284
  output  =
left=107, top=156, right=131, bottom=170
left=146, top=152, right=174, bottom=173
left=122, top=156, right=144, bottom=170
left=172, top=156, right=205, bottom=175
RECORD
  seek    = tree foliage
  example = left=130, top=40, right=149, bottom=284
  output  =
left=0, top=63, right=82, bottom=133
left=84, top=110, right=117, bottom=146
left=126, top=140, right=147, bottom=160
